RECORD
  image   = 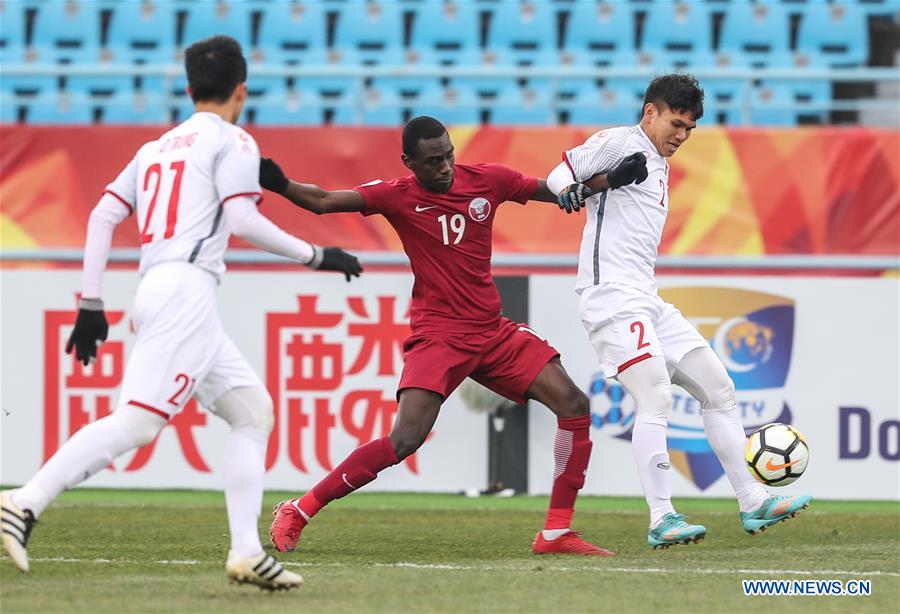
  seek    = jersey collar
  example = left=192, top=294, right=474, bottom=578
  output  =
left=636, top=124, right=662, bottom=157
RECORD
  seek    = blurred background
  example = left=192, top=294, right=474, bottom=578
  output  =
left=1, top=1, right=898, bottom=501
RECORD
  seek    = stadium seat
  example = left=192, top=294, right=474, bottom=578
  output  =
left=641, top=0, right=714, bottom=68
left=180, top=0, right=254, bottom=53
left=488, top=82, right=555, bottom=125
left=0, top=0, right=27, bottom=63
left=555, top=79, right=643, bottom=127
left=836, top=0, right=900, bottom=18
left=331, top=1, right=405, bottom=66
left=485, top=0, right=559, bottom=67
left=250, top=89, right=326, bottom=126
left=100, top=91, right=168, bottom=124
left=748, top=82, right=797, bottom=127
left=106, top=0, right=178, bottom=65
left=255, top=0, right=329, bottom=66
left=0, top=74, right=58, bottom=98
left=29, top=0, right=103, bottom=64
left=702, top=78, right=750, bottom=125
left=25, top=97, right=95, bottom=123
left=562, top=0, right=637, bottom=68
left=408, top=1, right=482, bottom=67
left=796, top=1, right=868, bottom=67
left=412, top=83, right=482, bottom=126
left=718, top=1, right=791, bottom=69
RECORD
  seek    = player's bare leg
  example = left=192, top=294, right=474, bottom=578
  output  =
left=525, top=359, right=614, bottom=556
left=672, top=347, right=812, bottom=535
left=617, top=356, right=706, bottom=549
left=271, top=388, right=441, bottom=552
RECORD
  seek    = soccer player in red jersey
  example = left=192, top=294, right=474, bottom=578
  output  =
left=260, top=116, right=612, bottom=557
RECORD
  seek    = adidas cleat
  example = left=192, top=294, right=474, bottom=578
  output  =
left=226, top=550, right=302, bottom=591
left=741, top=494, right=812, bottom=535
left=1, top=490, right=36, bottom=572
left=269, top=499, right=309, bottom=553
left=648, top=513, right=707, bottom=549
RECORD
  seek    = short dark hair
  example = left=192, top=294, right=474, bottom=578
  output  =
left=184, top=35, right=247, bottom=103
left=402, top=116, right=447, bottom=157
left=643, top=73, right=704, bottom=121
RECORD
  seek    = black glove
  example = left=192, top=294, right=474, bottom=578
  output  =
left=312, top=247, right=363, bottom=282
left=65, top=299, right=109, bottom=366
left=557, top=182, right=592, bottom=214
left=607, top=152, right=649, bottom=189
left=259, top=157, right=289, bottom=194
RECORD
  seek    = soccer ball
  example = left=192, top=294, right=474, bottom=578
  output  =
left=745, top=423, right=809, bottom=486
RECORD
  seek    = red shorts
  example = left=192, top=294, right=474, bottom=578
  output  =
left=398, top=317, right=560, bottom=404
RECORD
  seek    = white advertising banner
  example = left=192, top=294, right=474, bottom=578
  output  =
left=0, top=270, right=487, bottom=493
left=529, top=275, right=900, bottom=501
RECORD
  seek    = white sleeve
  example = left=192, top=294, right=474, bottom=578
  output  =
left=223, top=196, right=320, bottom=265
left=104, top=156, right=138, bottom=212
left=563, top=129, right=631, bottom=182
left=546, top=161, right=575, bottom=195
left=215, top=127, right=262, bottom=202
left=82, top=193, right=131, bottom=299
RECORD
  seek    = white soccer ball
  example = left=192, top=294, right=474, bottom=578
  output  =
left=745, top=423, right=809, bottom=486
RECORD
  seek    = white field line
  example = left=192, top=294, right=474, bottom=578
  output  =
left=5, top=556, right=898, bottom=577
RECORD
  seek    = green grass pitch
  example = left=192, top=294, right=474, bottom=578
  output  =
left=1, top=489, right=898, bottom=612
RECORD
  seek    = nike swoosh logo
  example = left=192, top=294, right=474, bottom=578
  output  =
left=415, top=205, right=438, bottom=212
left=765, top=458, right=798, bottom=471
left=342, top=473, right=356, bottom=489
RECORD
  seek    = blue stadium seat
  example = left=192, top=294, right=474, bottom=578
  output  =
left=256, top=0, right=329, bottom=66
left=331, top=0, right=405, bottom=66
left=485, top=0, right=559, bottom=67
left=489, top=83, right=555, bottom=125
left=0, top=74, right=58, bottom=97
left=0, top=98, right=21, bottom=123
left=180, top=0, right=254, bottom=52
left=106, top=0, right=178, bottom=65
left=555, top=79, right=643, bottom=127
left=562, top=0, right=637, bottom=68
left=250, top=90, right=326, bottom=126
left=25, top=97, right=95, bottom=123
left=747, top=82, right=810, bottom=127
left=718, top=0, right=791, bottom=69
left=836, top=0, right=900, bottom=18
left=408, top=1, right=482, bottom=67
left=0, top=0, right=27, bottom=63
left=797, top=1, right=868, bottom=67
left=412, top=83, right=482, bottom=126
left=30, top=0, right=103, bottom=64
left=702, top=78, right=750, bottom=125
left=641, top=0, right=714, bottom=68
left=100, top=92, right=168, bottom=124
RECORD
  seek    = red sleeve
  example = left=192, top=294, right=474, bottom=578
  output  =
left=482, top=163, right=538, bottom=205
left=354, top=179, right=397, bottom=217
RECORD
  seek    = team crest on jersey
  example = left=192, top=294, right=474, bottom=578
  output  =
left=468, top=197, right=491, bottom=222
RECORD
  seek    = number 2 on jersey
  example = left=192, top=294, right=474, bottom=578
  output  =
left=140, top=160, right=185, bottom=244
left=438, top=213, right=466, bottom=245
left=630, top=320, right=651, bottom=350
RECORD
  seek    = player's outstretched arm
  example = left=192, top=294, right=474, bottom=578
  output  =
left=260, top=157, right=364, bottom=214
left=546, top=153, right=649, bottom=213
left=224, top=196, right=363, bottom=281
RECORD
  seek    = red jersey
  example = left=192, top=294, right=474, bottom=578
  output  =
left=355, top=163, right=537, bottom=333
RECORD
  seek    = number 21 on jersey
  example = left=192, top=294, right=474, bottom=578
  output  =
left=140, top=160, right=185, bottom=244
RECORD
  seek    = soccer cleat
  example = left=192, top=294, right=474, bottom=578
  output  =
left=647, top=513, right=707, bottom=549
left=741, top=494, right=812, bottom=535
left=532, top=530, right=615, bottom=556
left=269, top=499, right=309, bottom=552
left=1, top=491, right=36, bottom=572
left=226, top=550, right=303, bottom=591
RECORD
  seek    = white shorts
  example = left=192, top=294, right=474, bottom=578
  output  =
left=579, top=282, right=708, bottom=379
left=118, top=262, right=262, bottom=419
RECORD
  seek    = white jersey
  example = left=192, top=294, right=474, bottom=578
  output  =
left=104, top=112, right=261, bottom=280
left=564, top=125, right=669, bottom=292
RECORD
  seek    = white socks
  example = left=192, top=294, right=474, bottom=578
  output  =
left=12, top=408, right=164, bottom=517
left=632, top=415, right=675, bottom=528
left=222, top=426, right=268, bottom=557
left=702, top=407, right=769, bottom=513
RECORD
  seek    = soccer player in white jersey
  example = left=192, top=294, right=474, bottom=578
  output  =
left=545, top=73, right=812, bottom=549
left=1, top=36, right=361, bottom=587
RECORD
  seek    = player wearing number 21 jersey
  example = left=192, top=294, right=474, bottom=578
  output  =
left=1, top=36, right=361, bottom=589
left=261, top=116, right=614, bottom=557
left=546, top=73, right=811, bottom=549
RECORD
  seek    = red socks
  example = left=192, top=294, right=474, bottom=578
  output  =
left=297, top=436, right=399, bottom=519
left=544, top=414, right=593, bottom=530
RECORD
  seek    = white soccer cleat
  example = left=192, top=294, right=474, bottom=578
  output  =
left=226, top=550, right=303, bottom=591
left=1, top=490, right=36, bottom=572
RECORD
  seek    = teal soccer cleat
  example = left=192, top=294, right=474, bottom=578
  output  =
left=741, top=494, right=813, bottom=535
left=647, top=513, right=707, bottom=549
